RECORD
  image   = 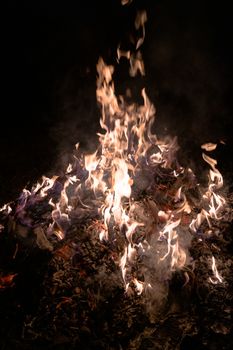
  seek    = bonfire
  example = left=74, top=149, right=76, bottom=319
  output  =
left=0, top=2, right=232, bottom=349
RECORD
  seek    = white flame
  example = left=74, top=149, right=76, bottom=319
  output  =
left=209, top=256, right=223, bottom=284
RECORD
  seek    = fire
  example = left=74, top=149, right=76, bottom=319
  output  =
left=0, top=273, right=17, bottom=289
left=0, top=6, right=227, bottom=296
left=209, top=256, right=223, bottom=284
left=189, top=147, right=225, bottom=233
left=0, top=203, right=12, bottom=214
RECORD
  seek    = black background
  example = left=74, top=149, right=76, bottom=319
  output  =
left=1, top=0, right=233, bottom=203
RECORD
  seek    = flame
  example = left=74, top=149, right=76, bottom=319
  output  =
left=201, top=142, right=217, bottom=152
left=189, top=150, right=225, bottom=233
left=209, top=256, right=223, bottom=284
left=0, top=7, right=227, bottom=295
left=119, top=246, right=129, bottom=290
left=0, top=203, right=12, bottom=214
left=159, top=218, right=186, bottom=270
left=133, top=278, right=144, bottom=295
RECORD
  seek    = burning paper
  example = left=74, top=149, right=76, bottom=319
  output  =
left=0, top=7, right=227, bottom=299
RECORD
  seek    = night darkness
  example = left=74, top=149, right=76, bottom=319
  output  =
left=2, top=0, right=233, bottom=203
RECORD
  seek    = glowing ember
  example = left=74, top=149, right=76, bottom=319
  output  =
left=0, top=273, right=17, bottom=289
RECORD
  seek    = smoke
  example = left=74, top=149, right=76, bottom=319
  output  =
left=49, top=72, right=100, bottom=172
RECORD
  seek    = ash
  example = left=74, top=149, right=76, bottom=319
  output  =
left=0, top=191, right=232, bottom=350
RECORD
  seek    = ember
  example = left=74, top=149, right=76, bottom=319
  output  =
left=0, top=273, right=17, bottom=289
left=1, top=1, right=233, bottom=349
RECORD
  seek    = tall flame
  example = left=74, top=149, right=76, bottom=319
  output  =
left=0, top=7, right=227, bottom=295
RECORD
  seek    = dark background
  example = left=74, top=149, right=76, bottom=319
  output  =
left=1, top=0, right=233, bottom=204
